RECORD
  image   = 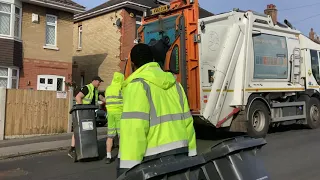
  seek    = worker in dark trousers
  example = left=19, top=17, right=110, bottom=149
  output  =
left=117, top=44, right=197, bottom=177
left=68, top=76, right=105, bottom=159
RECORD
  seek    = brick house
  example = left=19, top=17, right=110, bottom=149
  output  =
left=0, top=0, right=85, bottom=91
left=72, top=0, right=213, bottom=91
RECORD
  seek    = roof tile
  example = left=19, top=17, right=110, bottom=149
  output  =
left=77, top=0, right=213, bottom=19
left=44, top=0, right=85, bottom=9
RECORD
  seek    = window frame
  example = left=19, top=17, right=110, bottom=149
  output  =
left=37, top=75, right=65, bottom=91
left=78, top=25, right=82, bottom=49
left=135, top=15, right=142, bottom=36
left=0, top=2, right=12, bottom=37
left=45, top=14, right=58, bottom=47
left=251, top=32, right=289, bottom=81
left=13, top=6, right=21, bottom=38
left=0, top=67, right=19, bottom=89
left=310, top=49, right=320, bottom=84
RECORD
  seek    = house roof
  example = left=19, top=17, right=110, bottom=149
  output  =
left=21, top=0, right=86, bottom=13
left=84, top=0, right=162, bottom=15
left=74, top=0, right=214, bottom=21
left=48, top=0, right=85, bottom=9
left=199, top=7, right=214, bottom=18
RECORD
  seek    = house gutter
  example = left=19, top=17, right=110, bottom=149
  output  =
left=74, top=1, right=151, bottom=21
left=21, top=0, right=85, bottom=13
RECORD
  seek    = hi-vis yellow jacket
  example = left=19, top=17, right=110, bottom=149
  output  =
left=81, top=83, right=98, bottom=105
left=119, top=62, right=197, bottom=169
left=105, top=72, right=124, bottom=113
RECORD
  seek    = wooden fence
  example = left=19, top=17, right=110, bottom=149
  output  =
left=0, top=88, right=73, bottom=139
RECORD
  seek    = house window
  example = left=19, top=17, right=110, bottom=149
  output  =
left=0, top=67, right=19, bottom=89
left=0, top=2, right=11, bottom=36
left=45, top=14, right=57, bottom=46
left=135, top=15, right=142, bottom=36
left=78, top=25, right=82, bottom=49
left=14, top=7, right=21, bottom=38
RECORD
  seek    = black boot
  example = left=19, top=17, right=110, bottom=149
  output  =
left=105, top=157, right=112, bottom=164
left=68, top=147, right=76, bottom=159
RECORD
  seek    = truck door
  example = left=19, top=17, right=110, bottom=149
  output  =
left=310, top=50, right=320, bottom=86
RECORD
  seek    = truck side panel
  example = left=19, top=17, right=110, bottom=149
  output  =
left=199, top=12, right=245, bottom=126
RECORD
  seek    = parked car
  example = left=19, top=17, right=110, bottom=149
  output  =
left=96, top=102, right=108, bottom=127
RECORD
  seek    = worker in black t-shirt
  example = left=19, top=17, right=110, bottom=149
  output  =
left=78, top=85, right=103, bottom=105
left=68, top=76, right=106, bottom=159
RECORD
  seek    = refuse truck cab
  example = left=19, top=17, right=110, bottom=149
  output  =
left=124, top=0, right=320, bottom=138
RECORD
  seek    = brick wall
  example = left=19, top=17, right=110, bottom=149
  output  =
left=19, top=59, right=72, bottom=90
left=19, top=3, right=74, bottom=89
left=22, top=3, right=74, bottom=63
left=119, top=9, right=138, bottom=71
left=73, top=10, right=122, bottom=91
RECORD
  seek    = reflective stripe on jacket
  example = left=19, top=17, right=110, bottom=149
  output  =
left=105, top=72, right=124, bottom=112
left=81, top=83, right=98, bottom=105
left=119, top=62, right=197, bottom=169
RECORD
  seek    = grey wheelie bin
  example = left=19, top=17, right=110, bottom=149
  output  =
left=70, top=104, right=99, bottom=162
left=117, top=136, right=269, bottom=180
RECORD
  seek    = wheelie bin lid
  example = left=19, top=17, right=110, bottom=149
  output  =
left=69, top=104, right=99, bottom=114
left=117, top=136, right=267, bottom=180
left=202, top=136, right=267, bottom=162
left=117, top=155, right=206, bottom=180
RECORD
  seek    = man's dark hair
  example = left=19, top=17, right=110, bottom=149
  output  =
left=130, top=43, right=154, bottom=68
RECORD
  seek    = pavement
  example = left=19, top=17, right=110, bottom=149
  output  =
left=1, top=124, right=320, bottom=180
left=0, top=127, right=107, bottom=159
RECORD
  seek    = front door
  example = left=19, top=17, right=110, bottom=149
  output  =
left=37, top=75, right=65, bottom=91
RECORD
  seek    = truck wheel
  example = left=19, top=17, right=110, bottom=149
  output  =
left=306, top=97, right=320, bottom=129
left=247, top=100, right=270, bottom=138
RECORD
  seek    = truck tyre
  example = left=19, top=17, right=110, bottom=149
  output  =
left=305, top=97, right=320, bottom=129
left=247, top=100, right=270, bottom=138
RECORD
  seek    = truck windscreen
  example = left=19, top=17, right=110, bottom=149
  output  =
left=142, top=15, right=178, bottom=68
left=143, top=15, right=178, bottom=45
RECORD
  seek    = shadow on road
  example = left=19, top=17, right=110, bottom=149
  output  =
left=97, top=138, right=106, bottom=160
left=268, top=124, right=309, bottom=134
left=75, top=137, right=117, bottom=163
left=194, top=123, right=245, bottom=141
left=194, top=122, right=310, bottom=141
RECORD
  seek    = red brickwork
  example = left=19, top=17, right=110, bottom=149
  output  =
left=119, top=9, right=139, bottom=72
left=19, top=58, right=72, bottom=90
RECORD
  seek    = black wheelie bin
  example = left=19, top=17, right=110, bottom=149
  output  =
left=117, top=136, right=269, bottom=180
left=70, top=104, right=99, bottom=162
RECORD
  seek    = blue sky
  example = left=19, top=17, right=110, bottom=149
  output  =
left=74, top=0, right=320, bottom=36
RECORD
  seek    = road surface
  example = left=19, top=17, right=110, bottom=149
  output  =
left=1, top=125, right=320, bottom=180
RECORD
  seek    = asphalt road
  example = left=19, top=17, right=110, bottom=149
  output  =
left=1, top=125, right=320, bottom=180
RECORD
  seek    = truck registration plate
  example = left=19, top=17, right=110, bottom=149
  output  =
left=151, top=5, right=169, bottom=15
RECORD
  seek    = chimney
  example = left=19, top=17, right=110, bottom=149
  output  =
left=264, top=4, right=278, bottom=25
left=310, top=28, right=315, bottom=41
